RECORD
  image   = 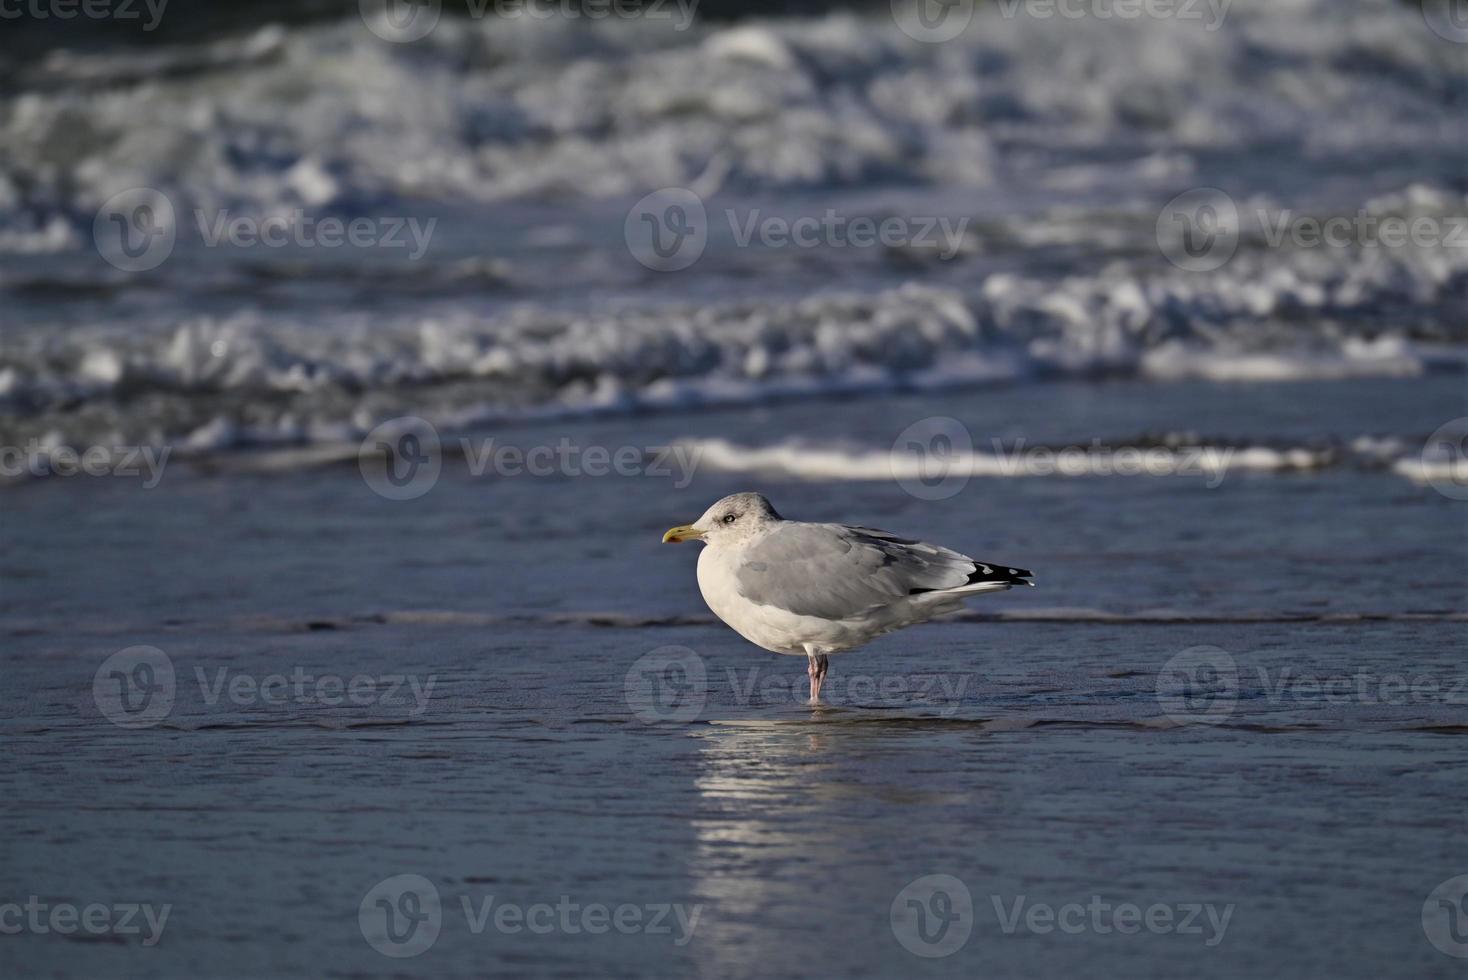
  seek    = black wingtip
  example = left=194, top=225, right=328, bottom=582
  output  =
left=964, top=563, right=1034, bottom=587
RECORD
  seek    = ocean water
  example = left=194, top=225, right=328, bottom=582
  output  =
left=4, top=377, right=1467, bottom=978
left=3, top=0, right=1468, bottom=976
left=3, top=0, right=1468, bottom=457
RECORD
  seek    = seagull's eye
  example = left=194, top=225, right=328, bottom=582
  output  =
left=722, top=514, right=737, bottom=524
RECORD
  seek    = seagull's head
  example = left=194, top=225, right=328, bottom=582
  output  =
left=662, top=492, right=781, bottom=546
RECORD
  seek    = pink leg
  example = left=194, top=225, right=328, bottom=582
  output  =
left=807, top=654, right=829, bottom=705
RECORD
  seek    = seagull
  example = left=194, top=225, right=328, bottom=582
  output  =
left=662, top=492, right=1034, bottom=704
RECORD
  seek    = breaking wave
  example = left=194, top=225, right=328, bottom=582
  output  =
left=2, top=1, right=1464, bottom=224
left=2, top=0, right=1466, bottom=455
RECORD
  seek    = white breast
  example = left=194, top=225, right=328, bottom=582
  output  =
left=695, top=543, right=897, bottom=656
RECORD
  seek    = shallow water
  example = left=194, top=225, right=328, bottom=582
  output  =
left=5, top=620, right=1467, bottom=978
left=3, top=377, right=1466, bottom=978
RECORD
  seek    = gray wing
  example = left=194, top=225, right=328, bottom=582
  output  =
left=734, top=523, right=1018, bottom=620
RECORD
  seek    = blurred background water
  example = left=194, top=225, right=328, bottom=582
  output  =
left=1, top=1, right=1467, bottom=977
left=3, top=0, right=1467, bottom=454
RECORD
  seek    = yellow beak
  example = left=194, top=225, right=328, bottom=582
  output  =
left=662, top=524, right=704, bottom=543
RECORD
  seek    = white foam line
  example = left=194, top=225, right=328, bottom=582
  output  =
left=1392, top=457, right=1468, bottom=485
left=680, top=437, right=1337, bottom=481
